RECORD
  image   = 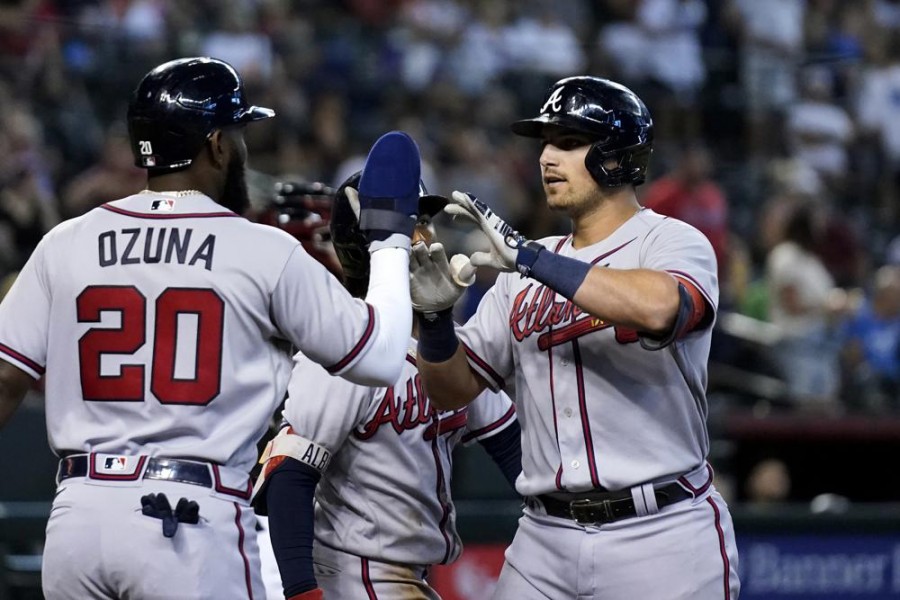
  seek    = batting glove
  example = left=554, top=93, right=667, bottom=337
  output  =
left=445, top=191, right=544, bottom=275
left=409, top=242, right=475, bottom=313
left=357, top=131, right=421, bottom=252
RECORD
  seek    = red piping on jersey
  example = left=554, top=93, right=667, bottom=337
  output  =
left=431, top=435, right=453, bottom=564
left=666, top=269, right=714, bottom=308
left=547, top=335, right=564, bottom=491
left=461, top=404, right=516, bottom=443
left=88, top=454, right=147, bottom=480
left=572, top=341, right=601, bottom=488
left=361, top=557, right=377, bottom=599
left=0, top=343, right=44, bottom=375
left=326, top=304, right=376, bottom=374
left=233, top=503, right=254, bottom=600
left=706, top=496, right=732, bottom=600
left=212, top=465, right=253, bottom=500
left=100, top=204, right=239, bottom=219
left=461, top=343, right=504, bottom=389
left=678, top=463, right=714, bottom=497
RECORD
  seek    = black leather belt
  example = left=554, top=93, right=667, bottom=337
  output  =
left=57, top=455, right=213, bottom=488
left=534, top=482, right=691, bottom=525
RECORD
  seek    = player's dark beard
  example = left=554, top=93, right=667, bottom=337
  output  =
left=219, top=154, right=250, bottom=215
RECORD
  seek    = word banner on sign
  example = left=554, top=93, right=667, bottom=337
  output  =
left=738, top=534, right=900, bottom=599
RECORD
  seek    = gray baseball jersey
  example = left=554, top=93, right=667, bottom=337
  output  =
left=282, top=341, right=516, bottom=567
left=0, top=191, right=383, bottom=472
left=0, top=190, right=405, bottom=600
left=458, top=209, right=718, bottom=496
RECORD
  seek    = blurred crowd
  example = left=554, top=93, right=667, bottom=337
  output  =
left=0, top=0, right=897, bottom=413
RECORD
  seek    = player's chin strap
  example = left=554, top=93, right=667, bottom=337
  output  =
left=251, top=428, right=332, bottom=508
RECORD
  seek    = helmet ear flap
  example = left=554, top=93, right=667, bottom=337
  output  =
left=585, top=143, right=653, bottom=188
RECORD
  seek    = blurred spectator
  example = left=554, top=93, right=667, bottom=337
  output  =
left=394, top=0, right=467, bottom=92
left=448, top=1, right=511, bottom=95
left=594, top=0, right=647, bottom=86
left=839, top=265, right=900, bottom=411
left=504, top=6, right=586, bottom=77
left=724, top=0, right=806, bottom=161
left=785, top=66, right=854, bottom=194
left=641, top=142, right=731, bottom=300
left=855, top=33, right=900, bottom=228
left=0, top=105, right=59, bottom=272
left=637, top=0, right=707, bottom=141
left=200, top=3, right=274, bottom=83
left=745, top=458, right=792, bottom=504
left=765, top=200, right=847, bottom=408
left=61, top=123, right=144, bottom=219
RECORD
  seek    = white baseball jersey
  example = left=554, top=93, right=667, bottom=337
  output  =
left=458, top=208, right=718, bottom=496
left=0, top=191, right=384, bottom=474
left=282, top=340, right=517, bottom=566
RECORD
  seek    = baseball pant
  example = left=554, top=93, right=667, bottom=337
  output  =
left=312, top=542, right=440, bottom=599
left=492, top=487, right=740, bottom=600
left=42, top=479, right=264, bottom=600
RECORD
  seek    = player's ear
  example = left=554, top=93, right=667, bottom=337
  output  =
left=206, top=129, right=228, bottom=170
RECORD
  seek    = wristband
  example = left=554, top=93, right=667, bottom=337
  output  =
left=519, top=243, right=591, bottom=301
left=415, top=308, right=459, bottom=363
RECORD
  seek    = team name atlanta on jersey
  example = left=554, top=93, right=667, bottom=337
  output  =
left=98, top=227, right=216, bottom=271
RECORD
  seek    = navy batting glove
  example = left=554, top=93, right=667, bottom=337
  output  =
left=358, top=131, right=421, bottom=251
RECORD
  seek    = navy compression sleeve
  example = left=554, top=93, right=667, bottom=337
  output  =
left=478, top=420, right=522, bottom=490
left=265, top=458, right=321, bottom=597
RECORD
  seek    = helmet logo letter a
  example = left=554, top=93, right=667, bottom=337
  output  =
left=540, top=87, right=565, bottom=114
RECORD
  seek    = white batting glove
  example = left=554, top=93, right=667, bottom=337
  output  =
left=445, top=191, right=526, bottom=272
left=409, top=242, right=476, bottom=313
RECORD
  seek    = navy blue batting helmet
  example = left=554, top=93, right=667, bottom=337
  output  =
left=511, top=76, right=653, bottom=187
left=127, top=57, right=275, bottom=172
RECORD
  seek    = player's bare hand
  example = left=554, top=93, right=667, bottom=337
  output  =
left=409, top=241, right=474, bottom=313
left=445, top=191, right=525, bottom=272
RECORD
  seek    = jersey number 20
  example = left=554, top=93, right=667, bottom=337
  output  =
left=77, top=285, right=224, bottom=405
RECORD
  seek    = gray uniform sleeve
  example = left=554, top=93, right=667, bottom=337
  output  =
left=0, top=237, right=51, bottom=378
left=282, top=354, right=375, bottom=454
left=641, top=218, right=719, bottom=313
left=270, top=245, right=409, bottom=387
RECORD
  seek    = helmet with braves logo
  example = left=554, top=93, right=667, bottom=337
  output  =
left=127, top=57, right=275, bottom=172
left=510, top=76, right=653, bottom=187
left=331, top=171, right=447, bottom=298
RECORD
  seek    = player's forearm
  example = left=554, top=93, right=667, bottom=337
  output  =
left=522, top=244, right=680, bottom=335
left=265, top=459, right=320, bottom=597
left=571, top=267, right=680, bottom=334
left=418, top=344, right=484, bottom=410
left=348, top=247, right=413, bottom=386
left=0, top=360, right=30, bottom=429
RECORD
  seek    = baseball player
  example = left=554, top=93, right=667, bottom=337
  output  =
left=0, top=57, right=424, bottom=600
left=412, top=77, right=741, bottom=599
left=253, top=173, right=521, bottom=600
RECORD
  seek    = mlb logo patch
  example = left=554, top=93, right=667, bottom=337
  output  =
left=104, top=456, right=127, bottom=471
left=142, top=156, right=156, bottom=167
left=150, top=199, right=176, bottom=212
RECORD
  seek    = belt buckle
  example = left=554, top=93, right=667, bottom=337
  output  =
left=569, top=498, right=614, bottom=525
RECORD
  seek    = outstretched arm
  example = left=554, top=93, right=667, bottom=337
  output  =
left=446, top=192, right=709, bottom=342
left=0, top=360, right=31, bottom=429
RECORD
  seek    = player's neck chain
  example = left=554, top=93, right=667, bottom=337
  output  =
left=139, top=189, right=203, bottom=198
